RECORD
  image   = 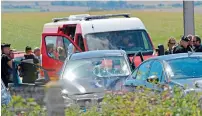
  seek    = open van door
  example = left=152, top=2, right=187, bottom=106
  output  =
left=40, top=33, right=82, bottom=81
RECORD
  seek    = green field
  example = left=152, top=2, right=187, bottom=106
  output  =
left=2, top=10, right=202, bottom=51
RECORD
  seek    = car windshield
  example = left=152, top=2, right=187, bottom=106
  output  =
left=85, top=30, right=153, bottom=53
left=62, top=56, right=130, bottom=80
left=167, top=57, right=202, bottom=79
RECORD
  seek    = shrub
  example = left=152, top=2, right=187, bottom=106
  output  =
left=2, top=87, right=202, bottom=116
left=1, top=95, right=46, bottom=116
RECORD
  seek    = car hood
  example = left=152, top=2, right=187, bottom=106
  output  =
left=170, top=77, right=202, bottom=89
left=59, top=76, right=127, bottom=96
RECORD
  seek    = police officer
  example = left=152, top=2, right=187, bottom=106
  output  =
left=173, top=36, right=193, bottom=54
left=193, top=35, right=202, bottom=52
left=19, top=46, right=39, bottom=83
left=1, top=43, right=12, bottom=88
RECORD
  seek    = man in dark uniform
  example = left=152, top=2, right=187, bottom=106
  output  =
left=173, top=36, right=193, bottom=54
left=1, top=43, right=12, bottom=88
left=23, top=46, right=39, bottom=64
left=19, top=46, right=39, bottom=83
left=193, top=35, right=202, bottom=52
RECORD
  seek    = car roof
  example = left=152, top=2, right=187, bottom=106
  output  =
left=70, top=50, right=126, bottom=60
left=148, top=52, right=202, bottom=61
left=80, top=18, right=146, bottom=37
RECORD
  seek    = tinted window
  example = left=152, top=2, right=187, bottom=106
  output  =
left=167, top=57, right=202, bottom=79
left=85, top=30, right=153, bottom=52
left=62, top=56, right=130, bottom=79
left=134, top=60, right=153, bottom=80
left=148, top=60, right=164, bottom=81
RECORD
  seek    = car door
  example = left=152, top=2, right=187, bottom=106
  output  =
left=41, top=33, right=82, bottom=80
left=145, top=60, right=165, bottom=91
left=126, top=60, right=153, bottom=87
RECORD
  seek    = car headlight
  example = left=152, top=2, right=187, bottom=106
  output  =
left=61, top=89, right=74, bottom=107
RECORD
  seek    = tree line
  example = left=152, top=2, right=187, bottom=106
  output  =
left=2, top=1, right=202, bottom=11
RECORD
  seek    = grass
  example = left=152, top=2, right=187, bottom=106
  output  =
left=2, top=10, right=202, bottom=50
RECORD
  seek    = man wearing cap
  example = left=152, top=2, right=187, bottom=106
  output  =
left=173, top=36, right=193, bottom=54
left=193, top=35, right=202, bottom=52
left=1, top=43, right=12, bottom=87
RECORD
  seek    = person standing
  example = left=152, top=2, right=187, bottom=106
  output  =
left=187, top=34, right=195, bottom=50
left=23, top=46, right=39, bottom=64
left=19, top=46, right=39, bottom=83
left=193, top=35, right=202, bottom=52
left=8, top=49, right=15, bottom=82
left=1, top=43, right=12, bottom=87
left=165, top=37, right=177, bottom=55
left=33, top=47, right=41, bottom=62
left=173, top=36, right=192, bottom=54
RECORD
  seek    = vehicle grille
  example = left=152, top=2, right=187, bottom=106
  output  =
left=75, top=98, right=103, bottom=108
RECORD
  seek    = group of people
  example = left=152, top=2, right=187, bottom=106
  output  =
left=46, top=43, right=66, bottom=61
left=1, top=34, right=201, bottom=87
left=165, top=35, right=202, bottom=54
left=1, top=43, right=41, bottom=87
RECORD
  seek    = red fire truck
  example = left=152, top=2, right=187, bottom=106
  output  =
left=39, top=13, right=163, bottom=81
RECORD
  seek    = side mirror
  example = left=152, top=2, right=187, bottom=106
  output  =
left=156, top=44, right=165, bottom=56
left=146, top=75, right=159, bottom=84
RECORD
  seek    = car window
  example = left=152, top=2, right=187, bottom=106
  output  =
left=148, top=60, right=164, bottom=81
left=134, top=60, right=153, bottom=80
left=85, top=30, right=153, bottom=52
left=62, top=56, right=130, bottom=79
left=45, top=36, right=71, bottom=61
left=167, top=57, right=202, bottom=79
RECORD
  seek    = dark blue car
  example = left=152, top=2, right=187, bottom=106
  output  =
left=124, top=52, right=202, bottom=94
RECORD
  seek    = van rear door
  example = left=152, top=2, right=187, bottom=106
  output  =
left=41, top=33, right=82, bottom=80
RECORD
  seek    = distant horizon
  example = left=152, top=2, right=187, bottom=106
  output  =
left=2, top=1, right=202, bottom=13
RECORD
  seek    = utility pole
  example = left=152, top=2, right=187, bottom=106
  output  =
left=183, top=1, right=195, bottom=36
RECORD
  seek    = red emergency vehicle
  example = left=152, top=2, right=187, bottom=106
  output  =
left=40, top=13, right=163, bottom=81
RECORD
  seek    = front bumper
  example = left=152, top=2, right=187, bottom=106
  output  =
left=63, top=96, right=103, bottom=109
